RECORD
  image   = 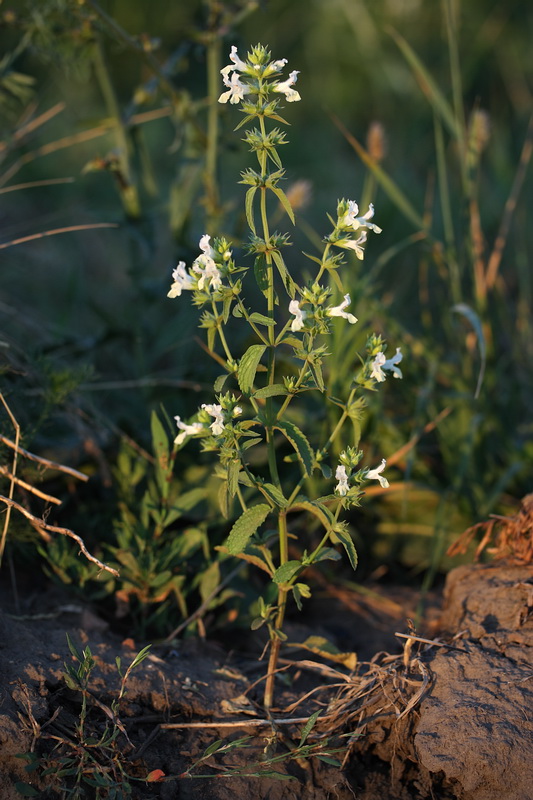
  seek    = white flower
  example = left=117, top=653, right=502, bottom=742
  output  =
left=192, top=235, right=222, bottom=291
left=220, top=45, right=248, bottom=76
left=201, top=403, right=225, bottom=435
left=173, top=416, right=204, bottom=445
left=233, top=406, right=243, bottom=417
left=327, top=294, right=358, bottom=324
left=289, top=299, right=306, bottom=331
left=272, top=70, right=301, bottom=102
left=340, top=231, right=368, bottom=260
left=335, top=464, right=349, bottom=496
left=370, top=348, right=403, bottom=382
left=167, top=261, right=194, bottom=298
left=343, top=201, right=382, bottom=234
left=366, top=459, right=389, bottom=489
left=264, top=57, right=288, bottom=76
left=219, top=71, right=250, bottom=104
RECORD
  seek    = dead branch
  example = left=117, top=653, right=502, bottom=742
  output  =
left=0, top=466, right=61, bottom=504
left=0, top=495, right=119, bottom=577
left=0, top=434, right=89, bottom=481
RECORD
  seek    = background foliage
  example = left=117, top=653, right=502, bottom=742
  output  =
left=1, top=0, right=532, bottom=635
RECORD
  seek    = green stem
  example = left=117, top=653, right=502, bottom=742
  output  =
left=92, top=38, right=140, bottom=218
left=205, top=35, right=222, bottom=229
left=264, top=511, right=288, bottom=709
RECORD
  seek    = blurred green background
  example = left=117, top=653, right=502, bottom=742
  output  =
left=1, top=0, right=532, bottom=628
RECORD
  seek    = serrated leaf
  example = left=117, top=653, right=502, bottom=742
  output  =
left=245, top=186, right=257, bottom=233
left=313, top=547, right=342, bottom=563
left=273, top=560, right=302, bottom=584
left=274, top=420, right=314, bottom=476
left=261, top=482, right=288, bottom=508
left=249, top=312, right=276, bottom=326
left=238, top=344, right=266, bottom=394
left=333, top=526, right=358, bottom=571
left=225, top=504, right=271, bottom=555
left=271, top=250, right=296, bottom=298
left=270, top=185, right=295, bottom=225
left=254, top=383, right=289, bottom=399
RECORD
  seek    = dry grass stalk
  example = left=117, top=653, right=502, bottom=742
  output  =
left=447, top=493, right=533, bottom=563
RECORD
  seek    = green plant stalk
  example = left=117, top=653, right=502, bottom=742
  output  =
left=264, top=509, right=288, bottom=709
left=257, top=106, right=286, bottom=708
left=205, top=35, right=222, bottom=229
left=92, top=38, right=140, bottom=218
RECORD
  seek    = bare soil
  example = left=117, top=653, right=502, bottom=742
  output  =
left=0, top=562, right=532, bottom=799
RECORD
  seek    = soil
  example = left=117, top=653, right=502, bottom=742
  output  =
left=0, top=562, right=532, bottom=800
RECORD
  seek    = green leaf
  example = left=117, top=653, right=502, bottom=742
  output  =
left=238, top=344, right=266, bottom=394
left=271, top=250, right=296, bottom=298
left=274, top=420, right=314, bottom=476
left=225, top=504, right=271, bottom=555
left=313, top=547, right=342, bottom=563
left=299, top=710, right=321, bottom=747
left=261, top=482, right=288, bottom=508
left=254, top=383, right=289, bottom=399
left=249, top=312, right=276, bottom=327
left=245, top=186, right=257, bottom=233
left=270, top=186, right=295, bottom=225
left=151, top=411, right=170, bottom=472
left=309, top=358, right=325, bottom=392
left=66, top=633, right=81, bottom=662
left=333, top=526, right=358, bottom=571
left=199, top=561, right=220, bottom=604
left=227, top=459, right=240, bottom=500
left=451, top=303, right=486, bottom=399
left=214, top=373, right=230, bottom=393
left=290, top=499, right=334, bottom=531
left=273, top=560, right=301, bottom=584
left=14, top=784, right=40, bottom=797
left=164, top=488, right=206, bottom=526
left=316, top=755, right=342, bottom=767
left=254, top=255, right=269, bottom=296
left=203, top=739, right=224, bottom=757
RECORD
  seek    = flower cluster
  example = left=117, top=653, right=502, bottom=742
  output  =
left=327, top=199, right=383, bottom=260
left=335, top=449, right=390, bottom=500
left=218, top=45, right=301, bottom=106
left=174, top=398, right=242, bottom=445
left=167, top=234, right=233, bottom=300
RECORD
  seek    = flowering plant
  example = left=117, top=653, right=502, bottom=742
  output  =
left=168, top=44, right=402, bottom=708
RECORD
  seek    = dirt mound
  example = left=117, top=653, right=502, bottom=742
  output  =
left=0, top=563, right=532, bottom=799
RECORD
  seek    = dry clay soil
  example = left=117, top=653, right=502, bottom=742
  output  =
left=0, top=562, right=532, bottom=800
